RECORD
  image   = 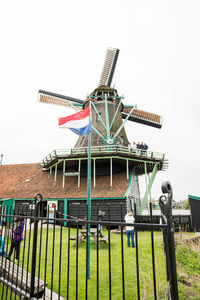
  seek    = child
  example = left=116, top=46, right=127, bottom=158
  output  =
left=7, top=217, right=24, bottom=261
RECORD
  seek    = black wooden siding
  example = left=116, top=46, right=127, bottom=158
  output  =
left=63, top=199, right=127, bottom=222
left=189, top=198, right=200, bottom=231
left=9, top=199, right=191, bottom=231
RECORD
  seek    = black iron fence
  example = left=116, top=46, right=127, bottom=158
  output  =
left=0, top=182, right=179, bottom=299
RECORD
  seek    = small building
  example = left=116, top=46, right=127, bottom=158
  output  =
left=0, top=162, right=129, bottom=221
left=188, top=194, right=200, bottom=232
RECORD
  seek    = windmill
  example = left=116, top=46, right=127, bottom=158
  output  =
left=39, top=48, right=162, bottom=147
left=38, top=48, right=167, bottom=214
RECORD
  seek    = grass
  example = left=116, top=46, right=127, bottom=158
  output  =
left=2, top=227, right=200, bottom=299
left=0, top=285, right=16, bottom=300
left=175, top=235, right=200, bottom=300
left=3, top=227, right=168, bottom=300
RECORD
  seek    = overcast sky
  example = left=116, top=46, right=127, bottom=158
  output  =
left=1, top=1, right=200, bottom=201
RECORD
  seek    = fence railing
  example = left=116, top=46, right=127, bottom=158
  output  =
left=0, top=183, right=178, bottom=299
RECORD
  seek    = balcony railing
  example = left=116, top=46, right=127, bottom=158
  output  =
left=40, top=145, right=167, bottom=169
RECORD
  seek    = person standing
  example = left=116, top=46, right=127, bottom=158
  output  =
left=98, top=210, right=105, bottom=237
left=132, top=142, right=137, bottom=150
left=125, top=210, right=135, bottom=247
left=0, top=228, right=5, bottom=256
left=136, top=142, right=141, bottom=149
left=7, top=217, right=24, bottom=262
left=143, top=143, right=148, bottom=151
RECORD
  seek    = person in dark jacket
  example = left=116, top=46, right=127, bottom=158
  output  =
left=7, top=217, right=24, bottom=261
left=143, top=143, right=148, bottom=151
left=98, top=210, right=105, bottom=237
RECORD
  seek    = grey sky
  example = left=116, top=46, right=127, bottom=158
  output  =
left=1, top=1, right=200, bottom=201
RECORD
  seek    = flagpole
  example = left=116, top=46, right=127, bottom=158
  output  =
left=87, top=99, right=92, bottom=279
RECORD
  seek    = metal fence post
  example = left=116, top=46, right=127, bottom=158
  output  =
left=159, top=182, right=179, bottom=300
left=30, top=193, right=43, bottom=298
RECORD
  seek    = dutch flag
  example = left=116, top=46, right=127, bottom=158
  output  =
left=58, top=107, right=91, bottom=136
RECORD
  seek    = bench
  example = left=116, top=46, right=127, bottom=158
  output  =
left=100, top=235, right=108, bottom=243
left=70, top=233, right=82, bottom=241
left=44, top=287, right=65, bottom=300
left=0, top=257, right=46, bottom=298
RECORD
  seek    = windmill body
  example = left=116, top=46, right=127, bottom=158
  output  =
left=75, top=87, right=129, bottom=148
left=38, top=48, right=168, bottom=216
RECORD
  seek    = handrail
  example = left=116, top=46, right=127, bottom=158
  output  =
left=39, top=145, right=166, bottom=168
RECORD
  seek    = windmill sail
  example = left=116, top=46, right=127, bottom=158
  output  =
left=121, top=107, right=162, bottom=128
left=38, top=90, right=84, bottom=108
left=98, top=48, right=119, bottom=87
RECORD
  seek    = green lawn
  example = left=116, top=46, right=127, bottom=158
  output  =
left=5, top=228, right=168, bottom=299
left=176, top=240, right=200, bottom=299
left=0, top=285, right=16, bottom=300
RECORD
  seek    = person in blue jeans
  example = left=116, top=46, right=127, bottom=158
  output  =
left=125, top=210, right=135, bottom=247
left=98, top=210, right=105, bottom=238
left=7, top=217, right=24, bottom=261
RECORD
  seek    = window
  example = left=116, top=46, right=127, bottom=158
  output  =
left=96, top=91, right=103, bottom=100
left=29, top=204, right=35, bottom=210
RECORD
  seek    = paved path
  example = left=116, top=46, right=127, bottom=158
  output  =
left=44, top=287, right=64, bottom=300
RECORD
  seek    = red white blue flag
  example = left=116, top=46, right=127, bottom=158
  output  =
left=58, top=107, right=91, bottom=135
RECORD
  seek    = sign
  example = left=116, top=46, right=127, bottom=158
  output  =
left=48, top=201, right=58, bottom=222
left=64, top=172, right=80, bottom=176
left=48, top=201, right=58, bottom=210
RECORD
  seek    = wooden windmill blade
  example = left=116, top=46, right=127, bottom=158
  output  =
left=98, top=48, right=119, bottom=87
left=121, top=106, right=162, bottom=129
left=38, top=90, right=84, bottom=109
